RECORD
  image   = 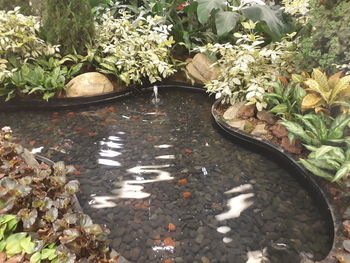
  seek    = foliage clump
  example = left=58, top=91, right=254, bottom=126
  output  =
left=0, top=127, right=118, bottom=262
left=197, top=21, right=296, bottom=110
left=41, top=0, right=95, bottom=56
left=294, top=0, right=350, bottom=73
left=0, top=8, right=58, bottom=62
left=89, top=11, right=176, bottom=85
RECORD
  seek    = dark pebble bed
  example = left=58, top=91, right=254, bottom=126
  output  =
left=0, top=88, right=332, bottom=263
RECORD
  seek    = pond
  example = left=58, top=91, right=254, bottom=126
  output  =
left=0, top=87, right=332, bottom=263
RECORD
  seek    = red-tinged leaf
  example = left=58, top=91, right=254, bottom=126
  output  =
left=74, top=127, right=84, bottom=132
left=58, top=132, right=65, bottom=135
left=71, top=171, right=81, bottom=175
left=132, top=115, right=140, bottom=120
left=74, top=164, right=81, bottom=170
left=29, top=140, right=36, bottom=146
left=51, top=119, right=60, bottom=123
left=67, top=112, right=75, bottom=116
left=184, top=149, right=192, bottom=153
left=147, top=137, right=155, bottom=142
left=87, top=132, right=97, bottom=137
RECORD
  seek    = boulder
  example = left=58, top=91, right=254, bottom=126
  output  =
left=223, top=102, right=246, bottom=120
left=66, top=72, right=114, bottom=97
left=186, top=54, right=218, bottom=84
left=256, top=111, right=277, bottom=125
left=270, top=124, right=288, bottom=139
left=227, top=120, right=246, bottom=130
left=280, top=137, right=302, bottom=155
left=251, top=124, right=269, bottom=136
left=238, top=104, right=256, bottom=119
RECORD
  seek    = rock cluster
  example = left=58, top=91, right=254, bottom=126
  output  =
left=222, top=103, right=302, bottom=155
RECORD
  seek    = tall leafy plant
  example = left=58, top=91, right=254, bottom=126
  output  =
left=196, top=0, right=289, bottom=40
left=41, top=0, right=95, bottom=56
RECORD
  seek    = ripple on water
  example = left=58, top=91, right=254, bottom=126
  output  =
left=0, top=89, right=332, bottom=263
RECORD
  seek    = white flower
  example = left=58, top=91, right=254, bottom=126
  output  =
left=1, top=126, right=12, bottom=133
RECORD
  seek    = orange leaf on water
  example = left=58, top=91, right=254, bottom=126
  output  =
left=178, top=179, right=188, bottom=185
left=163, top=237, right=176, bottom=247
left=168, top=223, right=176, bottom=231
left=182, top=192, right=192, bottom=198
left=184, top=149, right=192, bottom=153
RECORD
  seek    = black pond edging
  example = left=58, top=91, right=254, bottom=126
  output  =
left=211, top=99, right=342, bottom=263
left=8, top=82, right=341, bottom=262
left=0, top=81, right=205, bottom=111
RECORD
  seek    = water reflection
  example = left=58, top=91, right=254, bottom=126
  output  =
left=98, top=159, right=121, bottom=166
left=91, top=164, right=174, bottom=207
left=216, top=184, right=254, bottom=221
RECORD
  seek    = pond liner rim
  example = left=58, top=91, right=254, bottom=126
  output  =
left=22, top=82, right=339, bottom=262
left=0, top=81, right=206, bottom=111
left=211, top=99, right=341, bottom=263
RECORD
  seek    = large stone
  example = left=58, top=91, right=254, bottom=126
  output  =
left=251, top=124, right=269, bottom=136
left=280, top=137, right=302, bottom=155
left=223, top=102, right=246, bottom=120
left=66, top=72, right=114, bottom=97
left=344, top=220, right=350, bottom=236
left=227, top=120, right=246, bottom=130
left=270, top=124, right=288, bottom=139
left=186, top=54, right=218, bottom=84
left=256, top=111, right=277, bottom=125
left=238, top=104, right=256, bottom=118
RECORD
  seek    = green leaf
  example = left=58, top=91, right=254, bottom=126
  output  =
left=41, top=248, right=57, bottom=260
left=293, top=84, right=306, bottom=106
left=306, top=158, right=339, bottom=171
left=197, top=0, right=226, bottom=24
left=0, top=240, right=5, bottom=252
left=43, top=92, right=55, bottom=101
left=328, top=114, right=350, bottom=140
left=30, top=252, right=42, bottom=263
left=20, top=236, right=35, bottom=254
left=215, top=11, right=240, bottom=36
left=333, top=162, right=350, bottom=182
left=269, top=103, right=287, bottom=114
left=241, top=5, right=285, bottom=36
left=299, top=159, right=334, bottom=181
left=280, top=120, right=316, bottom=145
left=332, top=162, right=350, bottom=182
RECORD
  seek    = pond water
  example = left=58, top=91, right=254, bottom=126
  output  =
left=0, top=88, right=331, bottom=263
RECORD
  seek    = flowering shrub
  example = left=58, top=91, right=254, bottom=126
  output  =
left=89, top=12, right=176, bottom=85
left=0, top=8, right=59, bottom=61
left=196, top=21, right=296, bottom=110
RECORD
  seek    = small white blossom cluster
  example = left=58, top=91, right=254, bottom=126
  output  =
left=0, top=7, right=59, bottom=61
left=91, top=12, right=176, bottom=85
left=196, top=21, right=295, bottom=110
left=1, top=126, right=12, bottom=133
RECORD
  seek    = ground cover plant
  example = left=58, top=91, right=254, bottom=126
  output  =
left=0, top=127, right=118, bottom=262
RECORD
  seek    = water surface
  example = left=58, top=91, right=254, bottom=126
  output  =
left=0, top=88, right=331, bottom=263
